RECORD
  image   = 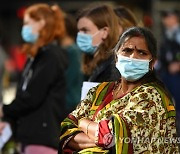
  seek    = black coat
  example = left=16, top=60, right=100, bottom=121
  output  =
left=3, top=43, right=68, bottom=149
left=88, top=55, right=121, bottom=82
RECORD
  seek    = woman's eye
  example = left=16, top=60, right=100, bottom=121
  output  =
left=139, top=50, right=147, bottom=55
left=122, top=48, right=132, bottom=53
left=79, top=28, right=89, bottom=33
left=82, top=30, right=87, bottom=34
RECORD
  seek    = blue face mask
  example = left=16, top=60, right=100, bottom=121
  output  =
left=21, top=25, right=39, bottom=43
left=76, top=32, right=98, bottom=54
left=116, top=55, right=151, bottom=81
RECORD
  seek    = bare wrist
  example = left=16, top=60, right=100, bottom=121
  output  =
left=78, top=118, right=91, bottom=130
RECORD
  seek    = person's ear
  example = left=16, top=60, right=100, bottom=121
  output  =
left=39, top=19, right=45, bottom=30
left=101, top=27, right=109, bottom=40
left=150, top=58, right=157, bottom=71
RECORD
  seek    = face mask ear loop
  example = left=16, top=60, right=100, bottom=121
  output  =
left=149, top=59, right=153, bottom=62
left=92, top=30, right=102, bottom=47
left=92, top=30, right=100, bottom=38
left=149, top=59, right=154, bottom=71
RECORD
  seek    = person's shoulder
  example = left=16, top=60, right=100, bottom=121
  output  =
left=65, top=44, right=81, bottom=57
left=142, top=82, right=175, bottom=111
left=45, top=43, right=65, bottom=55
left=136, top=82, right=171, bottom=100
left=42, top=43, right=66, bottom=59
left=129, top=83, right=162, bottom=106
left=96, top=81, right=115, bottom=92
left=67, top=43, right=80, bottom=51
left=39, top=43, right=68, bottom=68
left=138, top=82, right=160, bottom=92
left=130, top=82, right=161, bottom=100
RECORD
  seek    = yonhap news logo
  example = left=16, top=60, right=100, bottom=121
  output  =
left=102, top=133, right=180, bottom=147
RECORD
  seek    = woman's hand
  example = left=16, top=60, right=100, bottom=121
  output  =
left=78, top=118, right=98, bottom=141
left=67, top=118, right=99, bottom=150
left=68, top=132, right=96, bottom=150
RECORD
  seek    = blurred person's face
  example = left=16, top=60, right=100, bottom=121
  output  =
left=162, top=14, right=179, bottom=29
left=77, top=17, right=108, bottom=46
left=23, top=14, right=45, bottom=35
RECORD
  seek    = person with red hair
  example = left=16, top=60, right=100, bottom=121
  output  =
left=0, top=3, right=68, bottom=154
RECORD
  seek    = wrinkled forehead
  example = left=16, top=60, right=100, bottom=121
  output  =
left=120, top=37, right=149, bottom=53
left=120, top=36, right=147, bottom=48
left=123, top=34, right=144, bottom=43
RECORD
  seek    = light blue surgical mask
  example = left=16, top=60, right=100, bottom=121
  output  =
left=21, top=25, right=39, bottom=43
left=76, top=32, right=99, bottom=54
left=116, top=55, right=151, bottom=81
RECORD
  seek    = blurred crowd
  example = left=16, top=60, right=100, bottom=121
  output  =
left=0, top=1, right=179, bottom=154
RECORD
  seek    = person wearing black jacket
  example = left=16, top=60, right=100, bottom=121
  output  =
left=0, top=3, right=68, bottom=154
left=76, top=4, right=120, bottom=83
left=157, top=9, right=180, bottom=139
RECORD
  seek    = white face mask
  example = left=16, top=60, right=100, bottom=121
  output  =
left=116, top=55, right=152, bottom=81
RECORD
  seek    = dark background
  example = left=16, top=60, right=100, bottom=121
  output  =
left=0, top=0, right=179, bottom=53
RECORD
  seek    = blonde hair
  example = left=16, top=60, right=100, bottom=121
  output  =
left=114, top=6, right=143, bottom=32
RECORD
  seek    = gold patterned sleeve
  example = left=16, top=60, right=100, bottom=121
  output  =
left=117, top=85, right=179, bottom=154
left=60, top=85, right=98, bottom=150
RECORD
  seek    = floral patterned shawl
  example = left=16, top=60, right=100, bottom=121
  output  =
left=60, top=81, right=179, bottom=154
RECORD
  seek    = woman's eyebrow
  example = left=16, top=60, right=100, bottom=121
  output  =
left=79, top=27, right=88, bottom=31
left=136, top=48, right=149, bottom=53
left=122, top=47, right=133, bottom=49
left=121, top=47, right=135, bottom=51
left=134, top=46, right=149, bottom=53
left=122, top=47, right=133, bottom=51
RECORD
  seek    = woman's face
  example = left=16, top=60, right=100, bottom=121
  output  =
left=117, top=36, right=152, bottom=60
left=23, top=14, right=44, bottom=35
left=117, top=36, right=155, bottom=69
left=77, top=17, right=107, bottom=46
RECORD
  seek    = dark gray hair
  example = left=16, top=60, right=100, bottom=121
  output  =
left=115, top=27, right=157, bottom=58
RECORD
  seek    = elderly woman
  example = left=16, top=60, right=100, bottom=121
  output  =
left=59, top=27, right=179, bottom=153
